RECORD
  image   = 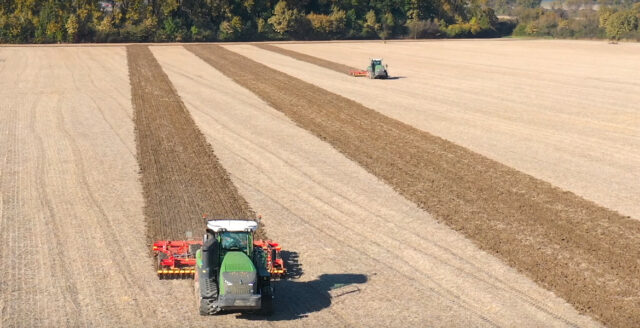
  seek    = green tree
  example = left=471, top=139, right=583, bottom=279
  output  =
left=65, top=14, right=78, bottom=42
left=407, top=0, right=438, bottom=20
left=362, top=9, right=381, bottom=37
left=330, top=6, right=347, bottom=35
left=268, top=1, right=307, bottom=38
left=219, top=16, right=245, bottom=40
left=604, top=10, right=638, bottom=40
left=307, top=13, right=332, bottom=35
left=380, top=12, right=395, bottom=39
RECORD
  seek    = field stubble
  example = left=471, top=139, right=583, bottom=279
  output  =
left=153, top=45, right=601, bottom=327
left=127, top=45, right=258, bottom=242
left=254, top=40, right=640, bottom=221
left=186, top=43, right=640, bottom=327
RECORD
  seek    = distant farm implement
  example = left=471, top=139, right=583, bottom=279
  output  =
left=152, top=219, right=286, bottom=315
left=349, top=58, right=389, bottom=79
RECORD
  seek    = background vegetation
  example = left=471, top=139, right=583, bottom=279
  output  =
left=0, top=0, right=508, bottom=43
left=491, top=0, right=640, bottom=40
left=0, top=0, right=637, bottom=43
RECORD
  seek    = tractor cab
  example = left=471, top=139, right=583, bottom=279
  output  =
left=207, top=219, right=257, bottom=256
left=220, top=231, right=249, bottom=252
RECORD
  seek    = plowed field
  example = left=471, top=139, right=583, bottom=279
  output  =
left=153, top=45, right=600, bottom=327
left=0, top=46, right=202, bottom=327
left=1, top=40, right=637, bottom=327
left=186, top=44, right=640, bottom=327
left=127, top=45, right=258, bottom=241
left=239, top=40, right=640, bottom=221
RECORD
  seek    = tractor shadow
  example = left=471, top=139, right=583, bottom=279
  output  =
left=280, top=250, right=303, bottom=279
left=238, top=250, right=368, bottom=321
left=385, top=76, right=406, bottom=80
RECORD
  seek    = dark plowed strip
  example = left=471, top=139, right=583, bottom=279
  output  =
left=186, top=44, right=640, bottom=327
left=127, top=45, right=261, bottom=241
left=255, top=43, right=359, bottom=74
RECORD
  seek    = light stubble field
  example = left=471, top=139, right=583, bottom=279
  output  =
left=152, top=45, right=599, bottom=327
left=0, top=40, right=638, bottom=327
left=241, top=40, right=640, bottom=221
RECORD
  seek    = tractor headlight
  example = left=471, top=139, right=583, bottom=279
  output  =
left=224, top=279, right=233, bottom=286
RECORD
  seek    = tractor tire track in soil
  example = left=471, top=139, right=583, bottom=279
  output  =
left=254, top=44, right=358, bottom=75
left=127, top=45, right=259, bottom=241
left=186, top=44, right=640, bottom=328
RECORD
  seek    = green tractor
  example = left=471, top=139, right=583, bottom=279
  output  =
left=194, top=220, right=275, bottom=315
left=349, top=58, right=391, bottom=79
left=367, top=58, right=389, bottom=79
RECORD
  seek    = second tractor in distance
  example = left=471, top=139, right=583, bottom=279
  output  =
left=350, top=58, right=389, bottom=79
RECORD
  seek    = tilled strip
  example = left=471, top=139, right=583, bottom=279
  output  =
left=255, top=43, right=359, bottom=75
left=127, top=45, right=260, bottom=241
left=186, top=44, right=640, bottom=327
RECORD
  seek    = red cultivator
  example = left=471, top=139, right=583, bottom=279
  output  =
left=152, top=239, right=286, bottom=279
left=349, top=69, right=368, bottom=77
left=153, top=240, right=201, bottom=279
left=254, top=240, right=287, bottom=278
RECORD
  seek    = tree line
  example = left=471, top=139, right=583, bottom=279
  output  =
left=0, top=0, right=637, bottom=43
left=490, top=0, right=640, bottom=40
left=0, top=0, right=510, bottom=43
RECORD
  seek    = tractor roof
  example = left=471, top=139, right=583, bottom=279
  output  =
left=207, top=219, right=258, bottom=233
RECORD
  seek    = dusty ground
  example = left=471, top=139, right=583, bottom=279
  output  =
left=0, top=40, right=636, bottom=327
left=238, top=40, right=640, bottom=222
left=0, top=46, right=194, bottom=327
left=152, top=45, right=599, bottom=327
left=185, top=44, right=640, bottom=327
left=127, top=45, right=257, bottom=242
left=256, top=44, right=359, bottom=74
left=0, top=46, right=287, bottom=328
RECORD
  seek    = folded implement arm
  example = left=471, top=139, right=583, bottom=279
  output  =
left=152, top=240, right=202, bottom=279
left=254, top=240, right=287, bottom=278
left=349, top=69, right=368, bottom=77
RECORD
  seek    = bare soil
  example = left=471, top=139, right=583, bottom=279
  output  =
left=153, top=45, right=600, bottom=327
left=247, top=40, right=640, bottom=222
left=127, top=45, right=260, bottom=241
left=0, top=45, right=275, bottom=328
left=0, top=46, right=208, bottom=327
left=255, top=43, right=358, bottom=74
left=186, top=44, right=640, bottom=327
